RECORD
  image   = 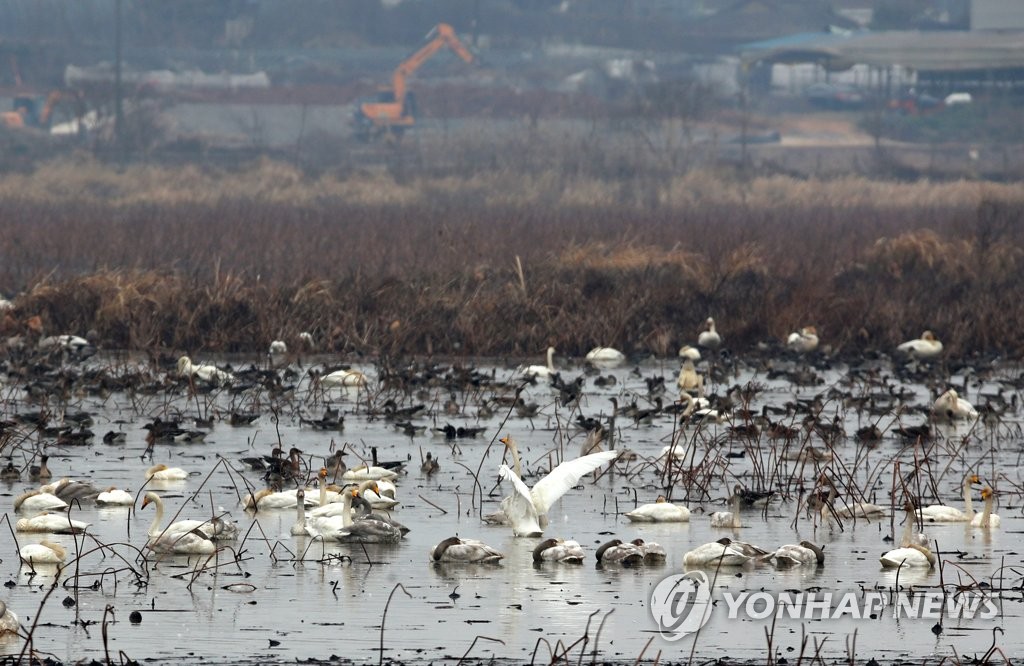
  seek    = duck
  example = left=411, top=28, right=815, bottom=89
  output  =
left=595, top=539, right=644, bottom=566
left=624, top=496, right=690, bottom=523
left=96, top=487, right=135, bottom=506
left=931, top=388, right=979, bottom=422
left=421, top=452, right=440, bottom=476
left=585, top=346, right=625, bottom=368
left=896, top=331, right=943, bottom=359
left=320, top=368, right=368, bottom=388
left=16, top=512, right=89, bottom=534
left=697, top=317, right=721, bottom=349
left=430, top=536, right=504, bottom=563
left=533, top=538, right=585, bottom=563
left=710, top=486, right=742, bottom=528
left=496, top=434, right=618, bottom=536
left=145, top=464, right=189, bottom=481
left=520, top=346, right=556, bottom=381
left=142, top=492, right=239, bottom=541
left=786, top=326, right=819, bottom=353
left=678, top=345, right=701, bottom=361
left=920, top=473, right=979, bottom=522
left=13, top=490, right=68, bottom=513
left=683, top=540, right=751, bottom=567
left=176, top=356, right=234, bottom=386
left=19, top=540, right=67, bottom=565
left=28, top=455, right=51, bottom=482
left=880, top=506, right=935, bottom=568
left=0, top=461, right=20, bottom=481
left=766, top=541, right=825, bottom=567
left=676, top=359, right=703, bottom=395
left=970, top=487, right=1001, bottom=528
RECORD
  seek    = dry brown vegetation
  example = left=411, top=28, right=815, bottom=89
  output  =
left=1, top=157, right=1022, bottom=358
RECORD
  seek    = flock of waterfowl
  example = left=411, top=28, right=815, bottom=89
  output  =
left=0, top=318, right=1018, bottom=659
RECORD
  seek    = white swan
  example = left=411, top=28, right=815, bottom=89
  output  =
left=676, top=359, right=703, bottom=395
left=683, top=540, right=751, bottom=567
left=896, top=331, right=943, bottom=359
left=678, top=345, right=701, bottom=361
left=880, top=507, right=935, bottom=568
left=19, top=540, right=67, bottom=565
left=0, top=601, right=18, bottom=635
left=697, top=317, right=721, bottom=349
left=292, top=489, right=310, bottom=536
left=305, top=486, right=402, bottom=543
left=16, top=511, right=89, bottom=534
left=142, top=492, right=238, bottom=541
left=96, top=487, right=135, bottom=506
left=630, top=538, right=667, bottom=563
left=520, top=346, right=556, bottom=381
left=836, top=500, right=887, bottom=520
left=585, top=346, right=625, bottom=368
left=920, top=474, right=979, bottom=522
left=269, top=340, right=287, bottom=355
left=767, top=541, right=824, bottom=567
left=342, top=464, right=398, bottom=482
left=430, top=536, right=503, bottom=563
left=533, top=538, right=585, bottom=563
left=177, top=356, right=234, bottom=385
left=710, top=487, right=742, bottom=528
left=145, top=464, right=188, bottom=481
left=13, top=490, right=68, bottom=512
left=595, top=539, right=644, bottom=565
left=624, top=496, right=690, bottom=523
left=243, top=487, right=316, bottom=510
left=497, top=435, right=618, bottom=536
left=786, top=326, right=819, bottom=353
left=320, top=368, right=368, bottom=388
left=931, top=388, right=979, bottom=422
left=971, top=487, right=1001, bottom=528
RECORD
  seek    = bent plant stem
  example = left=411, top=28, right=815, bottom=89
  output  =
left=455, top=635, right=505, bottom=666
left=379, top=582, right=412, bottom=666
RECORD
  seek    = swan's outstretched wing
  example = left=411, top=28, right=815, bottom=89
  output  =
left=498, top=464, right=542, bottom=537
left=530, top=450, right=618, bottom=516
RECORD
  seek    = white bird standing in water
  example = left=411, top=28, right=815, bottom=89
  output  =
left=520, top=347, right=556, bottom=381
left=497, top=435, right=618, bottom=536
left=177, top=356, right=234, bottom=385
left=697, top=318, right=721, bottom=349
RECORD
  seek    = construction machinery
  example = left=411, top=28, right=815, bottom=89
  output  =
left=2, top=90, right=63, bottom=131
left=353, top=23, right=474, bottom=141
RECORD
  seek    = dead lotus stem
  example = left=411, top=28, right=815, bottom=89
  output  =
left=378, top=583, right=412, bottom=666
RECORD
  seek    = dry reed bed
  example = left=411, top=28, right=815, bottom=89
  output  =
left=0, top=160, right=1022, bottom=357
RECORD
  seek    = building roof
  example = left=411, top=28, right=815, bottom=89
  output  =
left=739, top=29, right=1024, bottom=72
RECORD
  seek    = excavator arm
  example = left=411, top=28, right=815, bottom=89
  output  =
left=355, top=22, right=474, bottom=140
left=390, top=23, right=474, bottom=105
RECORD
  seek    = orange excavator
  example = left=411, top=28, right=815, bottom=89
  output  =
left=353, top=23, right=474, bottom=141
left=2, top=90, right=63, bottom=131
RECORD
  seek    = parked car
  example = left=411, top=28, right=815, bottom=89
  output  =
left=804, top=82, right=867, bottom=109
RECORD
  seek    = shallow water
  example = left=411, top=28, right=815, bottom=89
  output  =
left=1, top=353, right=1021, bottom=664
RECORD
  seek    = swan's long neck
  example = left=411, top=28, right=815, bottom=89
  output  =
left=546, top=348, right=554, bottom=373
left=295, top=498, right=306, bottom=529
left=507, top=438, right=522, bottom=479
left=341, top=492, right=353, bottom=528
left=148, top=497, right=165, bottom=537
left=979, top=495, right=992, bottom=527
left=900, top=510, right=915, bottom=547
left=319, top=482, right=327, bottom=507
left=962, top=477, right=975, bottom=516
left=731, top=494, right=741, bottom=528
left=679, top=393, right=696, bottom=418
